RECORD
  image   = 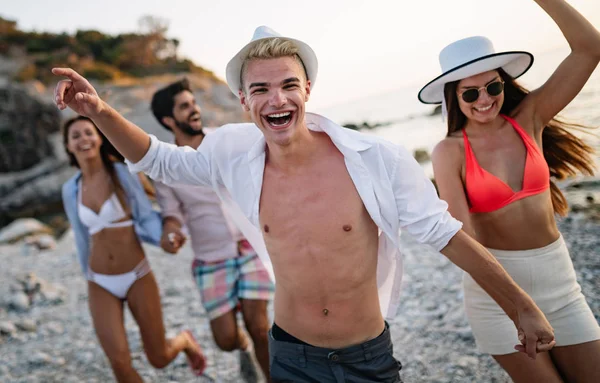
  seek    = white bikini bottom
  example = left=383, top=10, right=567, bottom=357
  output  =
left=87, top=258, right=151, bottom=300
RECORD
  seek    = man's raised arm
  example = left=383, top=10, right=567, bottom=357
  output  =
left=53, top=67, right=151, bottom=162
left=53, top=68, right=212, bottom=187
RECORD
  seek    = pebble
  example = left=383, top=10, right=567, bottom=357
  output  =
left=8, top=291, right=30, bottom=311
left=15, top=318, right=37, bottom=332
left=45, top=321, right=64, bottom=335
left=0, top=321, right=17, bottom=336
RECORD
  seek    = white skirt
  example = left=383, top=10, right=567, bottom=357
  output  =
left=463, top=235, right=600, bottom=355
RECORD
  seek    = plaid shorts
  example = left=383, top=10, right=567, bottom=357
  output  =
left=192, top=239, right=275, bottom=319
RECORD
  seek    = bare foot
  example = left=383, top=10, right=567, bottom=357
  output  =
left=183, top=330, right=206, bottom=376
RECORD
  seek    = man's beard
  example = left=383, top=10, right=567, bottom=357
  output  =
left=175, top=119, right=204, bottom=137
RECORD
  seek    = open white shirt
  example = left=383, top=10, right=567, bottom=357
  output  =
left=128, top=112, right=462, bottom=319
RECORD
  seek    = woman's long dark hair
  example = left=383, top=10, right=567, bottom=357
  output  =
left=443, top=68, right=596, bottom=216
left=62, top=116, right=129, bottom=210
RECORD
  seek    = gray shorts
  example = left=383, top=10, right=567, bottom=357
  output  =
left=268, top=322, right=402, bottom=383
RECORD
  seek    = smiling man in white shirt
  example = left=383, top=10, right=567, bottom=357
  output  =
left=53, top=26, right=555, bottom=383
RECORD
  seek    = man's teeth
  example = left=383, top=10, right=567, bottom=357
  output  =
left=268, top=112, right=291, bottom=118
left=475, top=104, right=493, bottom=112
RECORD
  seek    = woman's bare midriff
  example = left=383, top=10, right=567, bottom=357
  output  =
left=88, top=225, right=146, bottom=274
left=471, top=190, right=561, bottom=250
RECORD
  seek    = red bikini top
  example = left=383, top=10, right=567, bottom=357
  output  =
left=463, top=115, right=550, bottom=213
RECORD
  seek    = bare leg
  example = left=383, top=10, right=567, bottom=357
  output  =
left=493, top=351, right=563, bottom=383
left=209, top=308, right=250, bottom=351
left=88, top=281, right=143, bottom=383
left=241, top=299, right=271, bottom=382
left=127, top=272, right=205, bottom=373
left=550, top=340, right=600, bottom=382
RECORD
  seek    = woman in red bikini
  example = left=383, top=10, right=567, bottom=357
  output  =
left=419, top=0, right=600, bottom=381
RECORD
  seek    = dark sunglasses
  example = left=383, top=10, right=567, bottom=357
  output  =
left=459, top=80, right=505, bottom=103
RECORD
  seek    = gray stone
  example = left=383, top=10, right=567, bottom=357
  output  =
left=0, top=219, right=52, bottom=244
left=24, top=234, right=57, bottom=250
left=164, top=286, right=180, bottom=297
left=39, top=284, right=66, bottom=305
left=45, top=321, right=64, bottom=335
left=454, top=326, right=475, bottom=342
left=7, top=291, right=30, bottom=311
left=52, top=357, right=66, bottom=366
left=11, top=332, right=28, bottom=342
left=457, top=356, right=479, bottom=368
left=75, top=351, right=95, bottom=365
left=15, top=318, right=37, bottom=332
left=8, top=282, right=22, bottom=293
left=17, top=272, right=42, bottom=294
left=29, top=352, right=52, bottom=366
left=0, top=321, right=17, bottom=335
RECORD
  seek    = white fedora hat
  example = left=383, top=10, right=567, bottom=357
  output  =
left=225, top=25, right=318, bottom=98
left=418, top=36, right=533, bottom=104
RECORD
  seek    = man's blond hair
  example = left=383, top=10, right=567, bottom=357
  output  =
left=240, top=38, right=308, bottom=92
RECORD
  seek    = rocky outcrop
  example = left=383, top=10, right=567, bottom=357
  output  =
left=0, top=84, right=61, bottom=172
left=0, top=73, right=246, bottom=230
left=0, top=84, right=70, bottom=228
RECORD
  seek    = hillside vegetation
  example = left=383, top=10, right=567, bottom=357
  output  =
left=0, top=15, right=217, bottom=84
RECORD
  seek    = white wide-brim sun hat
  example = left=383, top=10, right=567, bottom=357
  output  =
left=418, top=36, right=534, bottom=105
left=225, top=25, right=318, bottom=98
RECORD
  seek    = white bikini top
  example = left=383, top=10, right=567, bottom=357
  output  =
left=78, top=180, right=134, bottom=235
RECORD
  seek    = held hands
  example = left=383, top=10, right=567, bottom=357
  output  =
left=160, top=227, right=187, bottom=254
left=52, top=68, right=105, bottom=117
left=513, top=303, right=556, bottom=359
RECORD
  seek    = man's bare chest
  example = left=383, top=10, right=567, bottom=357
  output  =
left=258, top=166, right=367, bottom=237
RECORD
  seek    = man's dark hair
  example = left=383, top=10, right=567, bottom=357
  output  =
left=151, top=78, right=192, bottom=131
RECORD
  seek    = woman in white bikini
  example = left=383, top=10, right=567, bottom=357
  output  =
left=61, top=116, right=206, bottom=382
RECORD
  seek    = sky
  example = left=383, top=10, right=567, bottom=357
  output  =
left=2, top=0, right=599, bottom=110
